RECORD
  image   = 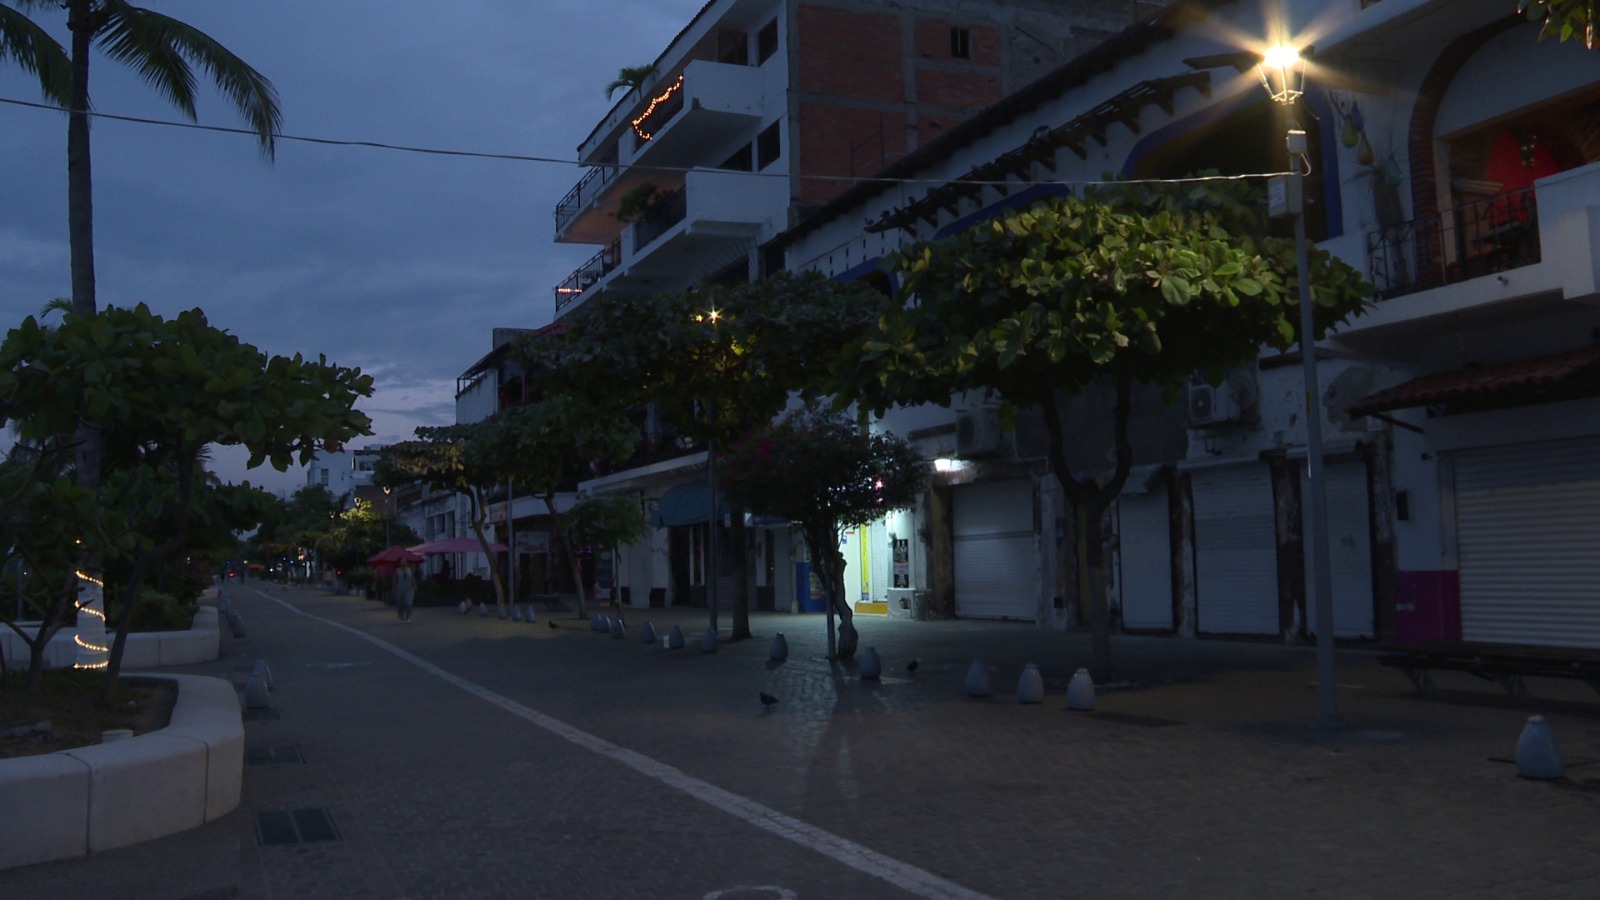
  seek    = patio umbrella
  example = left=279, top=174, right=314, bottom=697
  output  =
left=367, top=545, right=425, bottom=565
left=409, top=535, right=510, bottom=555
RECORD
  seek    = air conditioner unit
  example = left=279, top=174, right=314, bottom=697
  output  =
left=1187, top=369, right=1258, bottom=427
left=956, top=408, right=1006, bottom=458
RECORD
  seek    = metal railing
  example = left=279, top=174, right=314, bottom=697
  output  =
left=553, top=240, right=620, bottom=312
left=554, top=164, right=620, bottom=235
left=632, top=187, right=687, bottom=251
left=1366, top=186, right=1541, bottom=300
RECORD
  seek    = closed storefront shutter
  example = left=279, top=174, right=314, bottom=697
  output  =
left=1454, top=437, right=1600, bottom=648
left=953, top=479, right=1037, bottom=621
left=1302, top=461, right=1376, bottom=638
left=1192, top=464, right=1279, bottom=635
left=1118, top=488, right=1173, bottom=630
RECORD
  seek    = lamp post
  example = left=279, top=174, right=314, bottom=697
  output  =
left=383, top=486, right=393, bottom=547
left=1261, top=44, right=1344, bottom=730
left=700, top=306, right=723, bottom=648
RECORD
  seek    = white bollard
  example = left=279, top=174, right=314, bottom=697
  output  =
left=859, top=647, right=882, bottom=680
left=1067, top=667, right=1095, bottom=711
left=966, top=659, right=992, bottom=697
left=701, top=626, right=718, bottom=653
left=243, top=674, right=271, bottom=709
left=640, top=621, right=657, bottom=643
left=1017, top=663, right=1044, bottom=704
left=769, top=632, right=788, bottom=662
left=667, top=625, right=685, bottom=650
left=1516, top=715, right=1565, bottom=780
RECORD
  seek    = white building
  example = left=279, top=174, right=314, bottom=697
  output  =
left=779, top=0, right=1600, bottom=650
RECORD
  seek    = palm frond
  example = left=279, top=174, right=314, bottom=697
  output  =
left=605, top=64, right=657, bottom=99
left=0, top=3, right=71, bottom=107
left=97, top=2, right=281, bottom=160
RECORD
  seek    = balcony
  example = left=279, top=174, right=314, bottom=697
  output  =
left=1336, top=162, right=1600, bottom=360
left=554, top=165, right=619, bottom=239
left=1367, top=187, right=1541, bottom=300
left=624, top=167, right=790, bottom=278
left=553, top=241, right=620, bottom=314
left=625, top=60, right=766, bottom=170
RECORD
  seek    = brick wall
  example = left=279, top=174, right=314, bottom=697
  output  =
left=913, top=20, right=1000, bottom=66
left=795, top=6, right=903, bottom=101
left=797, top=103, right=908, bottom=207
left=915, top=68, right=1002, bottom=114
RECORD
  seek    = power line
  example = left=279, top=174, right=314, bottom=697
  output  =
left=1, top=95, right=1290, bottom=190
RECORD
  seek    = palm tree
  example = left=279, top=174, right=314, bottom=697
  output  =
left=605, top=63, right=657, bottom=100
left=0, top=1, right=281, bottom=498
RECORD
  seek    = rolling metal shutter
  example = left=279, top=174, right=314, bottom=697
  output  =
left=1454, top=437, right=1600, bottom=648
left=1192, top=464, right=1278, bottom=635
left=953, top=479, right=1037, bottom=621
left=1302, top=461, right=1376, bottom=638
left=1118, top=488, right=1173, bottom=630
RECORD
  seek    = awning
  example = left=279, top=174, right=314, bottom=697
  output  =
left=652, top=483, right=727, bottom=527
left=1348, top=346, right=1600, bottom=417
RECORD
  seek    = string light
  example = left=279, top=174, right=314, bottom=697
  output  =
left=631, top=75, right=685, bottom=142
left=74, top=571, right=110, bottom=670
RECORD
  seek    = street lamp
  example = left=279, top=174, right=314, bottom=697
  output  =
left=383, top=486, right=393, bottom=547
left=1260, top=44, right=1344, bottom=730
left=696, top=305, right=724, bottom=650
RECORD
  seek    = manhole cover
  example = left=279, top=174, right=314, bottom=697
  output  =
left=254, top=808, right=340, bottom=846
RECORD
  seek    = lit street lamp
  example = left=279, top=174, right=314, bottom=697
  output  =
left=383, top=485, right=393, bottom=546
left=1261, top=44, right=1344, bottom=729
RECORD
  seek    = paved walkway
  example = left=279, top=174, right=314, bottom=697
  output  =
left=3, top=584, right=1599, bottom=899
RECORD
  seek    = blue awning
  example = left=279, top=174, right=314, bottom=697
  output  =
left=652, top=483, right=727, bottom=527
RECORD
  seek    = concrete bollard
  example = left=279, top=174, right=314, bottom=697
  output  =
left=592, top=613, right=606, bottom=633
left=243, top=674, right=271, bottom=709
left=769, top=632, right=788, bottom=662
left=497, top=605, right=508, bottom=620
left=458, top=600, right=470, bottom=615
left=1067, top=668, right=1095, bottom=711
left=966, top=659, right=992, bottom=697
left=1516, top=715, right=1565, bottom=780
left=859, top=647, right=882, bottom=680
left=610, top=617, right=625, bottom=639
left=701, top=626, right=718, bottom=654
left=667, top=625, right=685, bottom=650
left=510, top=606, right=522, bottom=622
left=229, top=613, right=246, bottom=639
left=251, top=660, right=273, bottom=691
left=523, top=605, right=536, bottom=624
left=1017, top=663, right=1045, bottom=704
left=640, top=621, right=657, bottom=643
left=477, top=602, right=489, bottom=618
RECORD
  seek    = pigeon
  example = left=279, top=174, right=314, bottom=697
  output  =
left=548, top=621, right=558, bottom=630
left=759, top=692, right=779, bottom=708
left=906, top=659, right=920, bottom=673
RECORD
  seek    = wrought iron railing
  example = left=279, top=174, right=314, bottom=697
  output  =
left=554, top=164, right=619, bottom=234
left=632, top=186, right=687, bottom=251
left=553, top=240, right=620, bottom=312
left=1366, top=186, right=1541, bottom=300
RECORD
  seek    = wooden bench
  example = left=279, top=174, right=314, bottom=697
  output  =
left=1380, top=644, right=1600, bottom=700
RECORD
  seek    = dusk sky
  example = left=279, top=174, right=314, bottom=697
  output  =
left=0, top=0, right=709, bottom=496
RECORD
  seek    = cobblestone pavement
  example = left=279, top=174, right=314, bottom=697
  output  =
left=4, top=584, right=1599, bottom=899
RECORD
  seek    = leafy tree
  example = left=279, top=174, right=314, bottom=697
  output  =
left=1522, top=0, right=1599, bottom=47
left=0, top=304, right=371, bottom=700
left=0, top=1, right=281, bottom=510
left=605, top=63, right=657, bottom=99
left=720, top=408, right=925, bottom=659
left=375, top=424, right=513, bottom=612
left=528, top=271, right=886, bottom=639
left=833, top=180, right=1370, bottom=678
left=561, top=494, right=652, bottom=611
left=477, top=397, right=642, bottom=617
left=315, top=499, right=421, bottom=575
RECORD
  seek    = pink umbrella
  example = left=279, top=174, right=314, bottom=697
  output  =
left=409, top=535, right=510, bottom=555
left=367, top=545, right=425, bottom=565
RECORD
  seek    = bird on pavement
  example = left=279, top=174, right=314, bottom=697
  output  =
left=548, top=621, right=558, bottom=630
left=906, top=659, right=920, bottom=673
left=759, top=692, right=779, bottom=709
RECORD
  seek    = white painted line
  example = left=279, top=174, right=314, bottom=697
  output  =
left=248, top=588, right=994, bottom=900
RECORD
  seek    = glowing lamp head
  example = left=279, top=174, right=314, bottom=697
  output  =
left=1258, top=44, right=1305, bottom=105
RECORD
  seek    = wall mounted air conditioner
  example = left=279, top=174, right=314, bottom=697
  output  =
left=1187, top=369, right=1258, bottom=427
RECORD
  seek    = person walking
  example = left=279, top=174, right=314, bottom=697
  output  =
left=395, top=561, right=417, bottom=622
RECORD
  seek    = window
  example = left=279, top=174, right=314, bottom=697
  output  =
left=950, top=27, right=971, bottom=59
left=717, top=29, right=748, bottom=66
left=756, top=121, right=781, bottom=170
left=719, top=144, right=753, bottom=172
left=757, top=20, right=779, bottom=63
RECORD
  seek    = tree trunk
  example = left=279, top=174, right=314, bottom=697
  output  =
left=546, top=491, right=587, bottom=618
left=468, top=488, right=508, bottom=612
left=727, top=498, right=751, bottom=640
left=1039, top=377, right=1135, bottom=682
left=806, top=522, right=856, bottom=659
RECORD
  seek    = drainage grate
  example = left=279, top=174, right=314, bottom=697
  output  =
left=1088, top=711, right=1183, bottom=728
left=242, top=708, right=281, bottom=722
left=254, top=808, right=340, bottom=846
left=245, top=745, right=304, bottom=765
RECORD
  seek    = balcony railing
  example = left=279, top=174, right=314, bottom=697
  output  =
left=1366, top=187, right=1541, bottom=300
left=554, top=164, right=620, bottom=235
left=632, top=187, right=688, bottom=251
left=553, top=240, right=620, bottom=312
